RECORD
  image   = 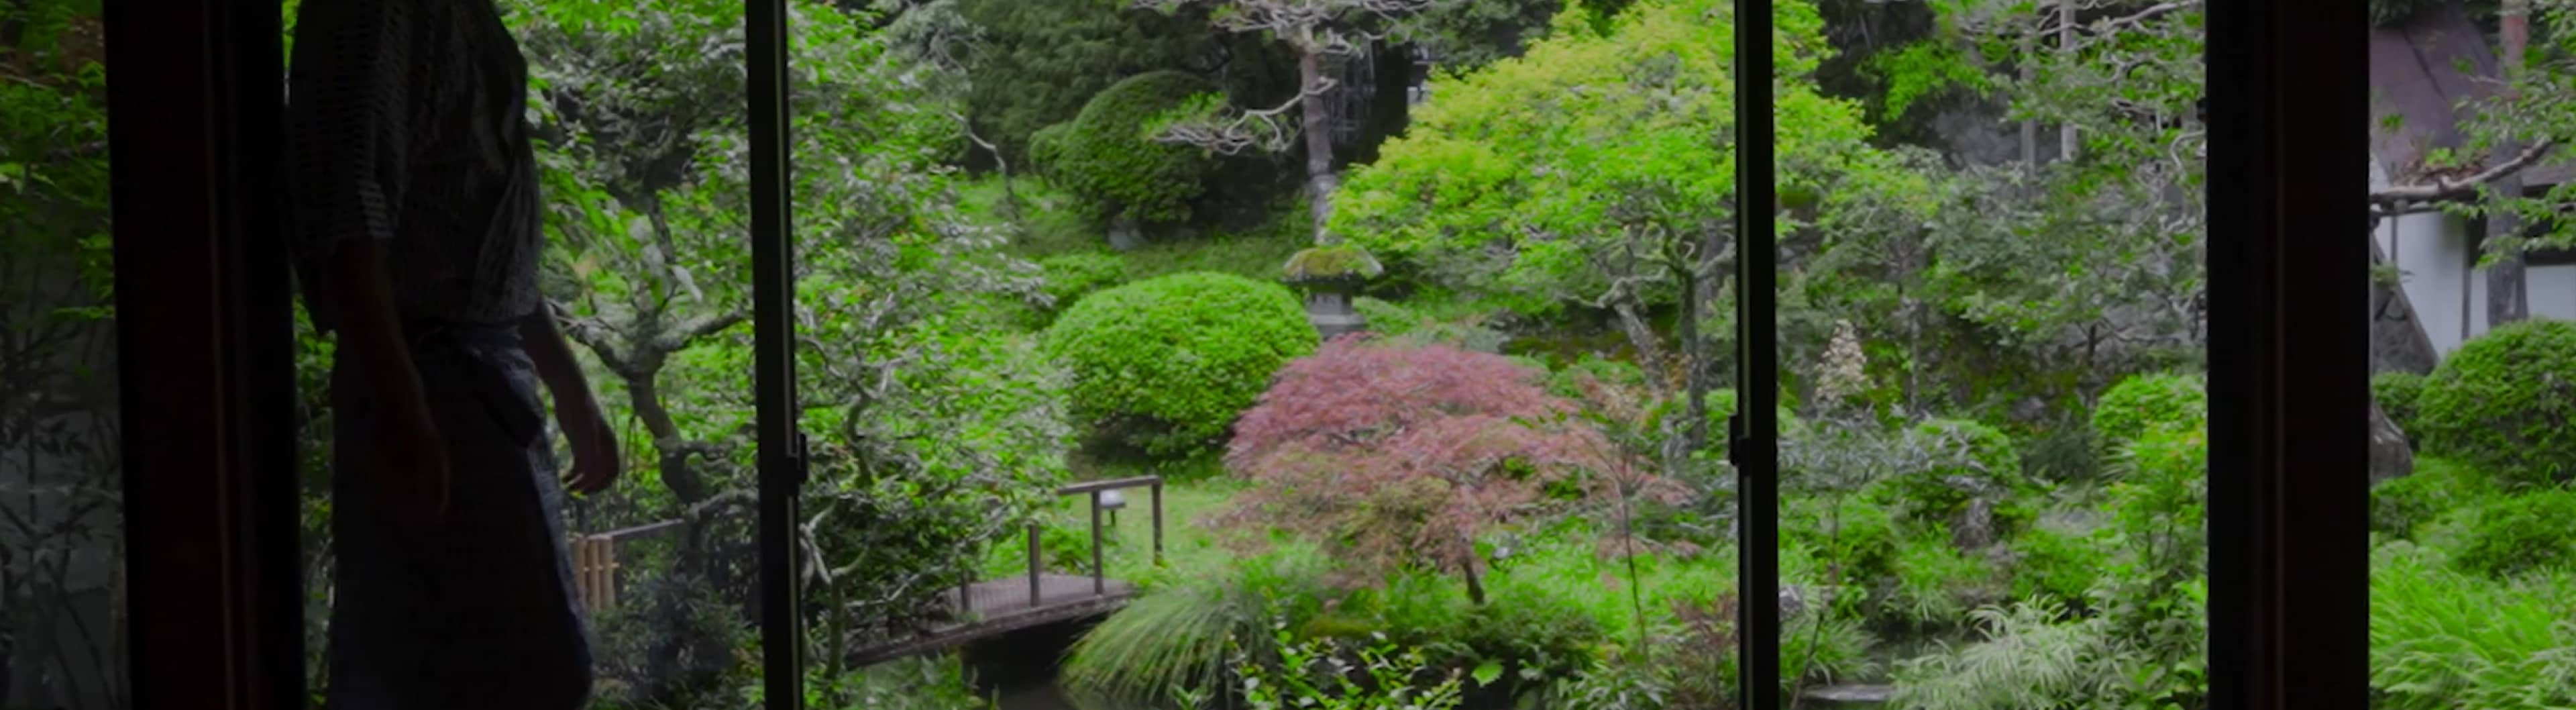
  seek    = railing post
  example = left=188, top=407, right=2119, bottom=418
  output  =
left=1151, top=480, right=1165, bottom=568
left=1089, top=490, right=1107, bottom=595
left=1028, top=523, right=1042, bottom=606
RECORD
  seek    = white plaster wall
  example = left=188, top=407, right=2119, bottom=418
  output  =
left=2377, top=208, right=2475, bottom=354
left=2530, top=265, right=2576, bottom=322
left=2371, top=156, right=2576, bottom=358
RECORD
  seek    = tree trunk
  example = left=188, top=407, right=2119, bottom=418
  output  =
left=623, top=371, right=713, bottom=507
left=2056, top=0, right=2078, bottom=161
left=1299, top=50, right=1340, bottom=245
left=1675, top=258, right=1711, bottom=474
left=2487, top=0, right=2533, bottom=329
left=2019, top=30, right=2037, bottom=168
left=1613, top=299, right=1672, bottom=397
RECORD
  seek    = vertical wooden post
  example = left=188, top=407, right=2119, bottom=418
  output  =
left=572, top=536, right=590, bottom=610
left=1090, top=490, right=1107, bottom=595
left=1150, top=481, right=1165, bottom=568
left=600, top=536, right=620, bottom=611
left=1028, top=523, right=1042, bottom=606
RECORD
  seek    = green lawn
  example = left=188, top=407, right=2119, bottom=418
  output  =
left=976, top=463, right=1246, bottom=586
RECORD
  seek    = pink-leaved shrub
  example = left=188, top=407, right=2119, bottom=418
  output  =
left=1218, top=336, right=1681, bottom=589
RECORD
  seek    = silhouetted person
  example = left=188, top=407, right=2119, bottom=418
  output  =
left=286, top=0, right=621, bottom=707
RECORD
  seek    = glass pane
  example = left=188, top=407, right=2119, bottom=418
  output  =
left=782, top=0, right=1741, bottom=707
left=2366, top=1, right=2576, bottom=707
left=286, top=0, right=763, bottom=705
left=0, top=1, right=125, bottom=707
left=1779, top=1, right=2208, bottom=708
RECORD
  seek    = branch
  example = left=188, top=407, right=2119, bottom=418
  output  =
left=652, top=310, right=749, bottom=352
left=551, top=300, right=633, bottom=374
left=1151, top=78, right=1336, bottom=156
left=2370, top=139, right=2558, bottom=205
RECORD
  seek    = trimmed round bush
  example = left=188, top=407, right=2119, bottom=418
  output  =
left=2414, top=319, right=2576, bottom=488
left=1027, top=121, right=1073, bottom=179
left=2372, top=371, right=2428, bottom=439
left=2090, top=372, right=2206, bottom=451
left=1042, top=271, right=1317, bottom=456
left=2450, top=488, right=2576, bottom=578
left=1049, top=70, right=1222, bottom=225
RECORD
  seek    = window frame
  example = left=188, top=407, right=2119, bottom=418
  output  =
left=109, top=0, right=2375, bottom=708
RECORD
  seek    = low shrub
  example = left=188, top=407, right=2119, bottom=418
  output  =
left=1880, top=533, right=1998, bottom=631
left=2371, top=370, right=2428, bottom=438
left=2450, top=488, right=2576, bottom=578
left=1783, top=494, right=1902, bottom=588
left=2006, top=520, right=2102, bottom=611
left=2089, top=372, right=2206, bottom=452
left=2369, top=456, right=2496, bottom=540
left=2414, top=319, right=2576, bottom=488
left=1875, top=418, right=2025, bottom=527
left=1042, top=271, right=1317, bottom=456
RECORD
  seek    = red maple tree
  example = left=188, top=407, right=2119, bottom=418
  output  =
left=1219, top=336, right=1679, bottom=600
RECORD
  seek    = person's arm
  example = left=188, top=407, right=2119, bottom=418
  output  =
left=520, top=306, right=621, bottom=494
left=292, top=0, right=448, bottom=525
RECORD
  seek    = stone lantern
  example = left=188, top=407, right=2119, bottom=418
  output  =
left=1280, top=244, right=1382, bottom=340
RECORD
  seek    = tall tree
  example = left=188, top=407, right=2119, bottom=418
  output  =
left=1136, top=0, right=1449, bottom=244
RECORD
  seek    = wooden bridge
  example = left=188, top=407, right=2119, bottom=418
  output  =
left=567, top=476, right=1166, bottom=667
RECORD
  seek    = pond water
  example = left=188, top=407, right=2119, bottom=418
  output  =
left=966, top=619, right=1145, bottom=710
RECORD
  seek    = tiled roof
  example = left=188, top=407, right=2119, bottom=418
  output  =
left=2369, top=3, right=2572, bottom=189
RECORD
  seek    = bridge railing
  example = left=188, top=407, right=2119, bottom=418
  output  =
left=567, top=518, right=686, bottom=613
left=979, top=474, right=1166, bottom=611
left=571, top=475, right=1167, bottom=618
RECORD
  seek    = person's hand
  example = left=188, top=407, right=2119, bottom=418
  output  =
left=376, top=399, right=452, bottom=529
left=561, top=399, right=620, bottom=496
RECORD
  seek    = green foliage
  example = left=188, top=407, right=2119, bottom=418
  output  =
left=1064, top=544, right=1339, bottom=703
left=1226, top=629, right=1468, bottom=710
left=2373, top=371, right=2429, bottom=437
left=1860, top=39, right=1990, bottom=123
left=1043, top=271, right=1318, bottom=456
left=955, top=0, right=1263, bottom=158
left=2088, top=372, right=2206, bottom=452
left=795, top=656, right=993, bottom=710
left=2368, top=541, right=2576, bottom=710
left=2450, top=489, right=2576, bottom=579
left=1025, top=121, right=1073, bottom=178
left=1030, top=252, right=1128, bottom=323
left=2006, top=521, right=2103, bottom=611
left=1872, top=418, right=2024, bottom=527
left=1884, top=533, right=1996, bottom=629
left=1783, top=493, right=1902, bottom=588
left=1403, top=0, right=1568, bottom=70
left=2415, top=319, right=2576, bottom=488
left=2019, top=412, right=2103, bottom=484
left=1049, top=70, right=1224, bottom=226
left=1335, top=0, right=1875, bottom=318
left=1354, top=296, right=1510, bottom=353
left=2370, top=457, right=2496, bottom=540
